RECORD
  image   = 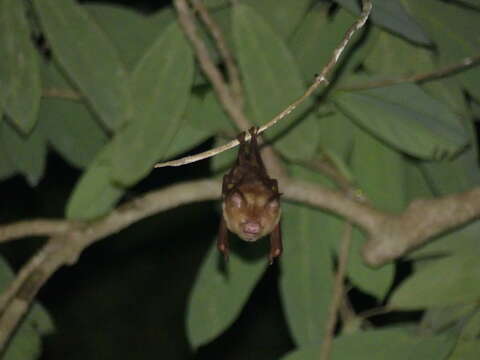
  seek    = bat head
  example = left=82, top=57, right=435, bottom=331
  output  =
left=223, top=183, right=281, bottom=242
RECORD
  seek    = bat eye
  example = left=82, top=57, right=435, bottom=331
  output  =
left=229, top=191, right=244, bottom=208
left=267, top=199, right=279, bottom=209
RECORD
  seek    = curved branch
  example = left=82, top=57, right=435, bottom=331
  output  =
left=0, top=179, right=220, bottom=351
left=156, top=0, right=373, bottom=168
left=0, top=219, right=78, bottom=243
left=2, top=177, right=480, bottom=349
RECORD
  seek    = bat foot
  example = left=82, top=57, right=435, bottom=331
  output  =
left=268, top=248, right=282, bottom=265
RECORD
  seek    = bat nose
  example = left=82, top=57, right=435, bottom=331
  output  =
left=243, top=221, right=261, bottom=235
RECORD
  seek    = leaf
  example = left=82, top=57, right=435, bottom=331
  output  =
left=66, top=143, right=124, bottom=220
left=111, top=22, right=194, bottom=186
left=390, top=249, right=480, bottom=309
left=187, top=241, right=266, bottom=348
left=334, top=83, right=468, bottom=160
left=233, top=3, right=319, bottom=160
left=0, top=141, right=16, bottom=181
left=364, top=28, right=434, bottom=78
left=335, top=0, right=430, bottom=45
left=162, top=94, right=219, bottom=159
left=448, top=341, right=480, bottom=360
left=348, top=127, right=404, bottom=298
left=448, top=310, right=480, bottom=360
left=0, top=0, right=41, bottom=133
left=420, top=304, right=478, bottom=334
left=290, top=6, right=365, bottom=82
left=401, top=0, right=480, bottom=101
left=283, top=328, right=455, bottom=360
left=37, top=55, right=108, bottom=169
left=244, top=0, right=310, bottom=40
left=280, top=165, right=334, bottom=346
left=1, top=120, right=46, bottom=186
left=84, top=3, right=175, bottom=70
left=33, top=0, right=132, bottom=130
left=38, top=98, right=108, bottom=169
left=317, top=110, right=355, bottom=162
left=352, top=126, right=407, bottom=212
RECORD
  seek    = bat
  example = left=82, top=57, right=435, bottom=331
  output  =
left=218, top=127, right=282, bottom=264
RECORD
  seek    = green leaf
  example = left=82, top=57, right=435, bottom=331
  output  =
left=66, top=143, right=124, bottom=220
left=283, top=328, right=455, bottom=360
left=162, top=94, right=218, bottom=160
left=1, top=120, right=46, bottom=186
left=448, top=340, right=480, bottom=360
left=84, top=3, right=175, bottom=70
left=335, top=0, right=430, bottom=45
left=244, top=0, right=310, bottom=40
left=419, top=116, right=479, bottom=195
left=111, top=22, right=194, bottom=186
left=390, top=249, right=480, bottom=309
left=448, top=310, right=480, bottom=360
left=187, top=241, right=266, bottom=348
left=290, top=6, right=365, bottom=82
left=3, top=320, right=41, bottom=360
left=33, top=0, right=132, bottom=130
left=0, top=0, right=41, bottom=133
left=364, top=28, right=434, bottom=77
left=401, top=0, right=480, bottom=101
left=38, top=98, right=108, bottom=169
left=38, top=55, right=108, bottom=169
left=233, top=3, right=319, bottom=160
left=420, top=304, right=478, bottom=334
left=0, top=140, right=16, bottom=181
left=352, top=126, right=407, bottom=212
left=317, top=110, right=355, bottom=162
left=187, top=91, right=234, bottom=134
left=348, top=127, right=406, bottom=298
left=334, top=83, right=468, bottom=160
left=280, top=166, right=334, bottom=346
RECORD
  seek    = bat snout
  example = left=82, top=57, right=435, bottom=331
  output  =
left=243, top=221, right=261, bottom=235
left=239, top=221, right=263, bottom=241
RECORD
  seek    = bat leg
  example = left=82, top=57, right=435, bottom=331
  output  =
left=268, top=222, right=282, bottom=265
left=217, top=216, right=230, bottom=262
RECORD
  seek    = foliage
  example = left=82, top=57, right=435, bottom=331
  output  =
left=0, top=0, right=480, bottom=359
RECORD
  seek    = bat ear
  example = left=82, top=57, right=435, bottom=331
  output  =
left=267, top=198, right=280, bottom=209
left=228, top=191, right=244, bottom=208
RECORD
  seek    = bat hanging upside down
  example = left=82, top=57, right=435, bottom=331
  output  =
left=218, top=127, right=282, bottom=264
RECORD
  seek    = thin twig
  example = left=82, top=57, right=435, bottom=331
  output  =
left=341, top=54, right=480, bottom=91
left=320, top=222, right=353, bottom=360
left=191, top=0, right=244, bottom=108
left=174, top=0, right=250, bottom=131
left=156, top=0, right=373, bottom=168
left=42, top=88, right=82, bottom=101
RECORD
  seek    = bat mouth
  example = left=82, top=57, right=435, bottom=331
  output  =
left=241, top=233, right=261, bottom=242
left=241, top=221, right=262, bottom=241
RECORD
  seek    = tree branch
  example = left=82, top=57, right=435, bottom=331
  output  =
left=0, top=179, right=220, bottom=351
left=191, top=0, right=244, bottom=108
left=320, top=222, right=352, bottom=360
left=341, top=54, right=480, bottom=91
left=2, top=178, right=480, bottom=348
left=174, top=0, right=250, bottom=131
left=156, top=0, right=373, bottom=169
left=0, top=219, right=78, bottom=243
left=173, top=0, right=285, bottom=178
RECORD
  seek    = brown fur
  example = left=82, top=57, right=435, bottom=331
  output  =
left=218, top=127, right=282, bottom=264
